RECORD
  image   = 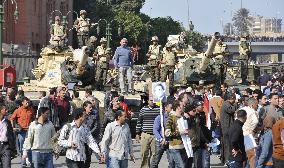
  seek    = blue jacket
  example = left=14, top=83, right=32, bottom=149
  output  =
left=256, top=130, right=273, bottom=168
left=153, top=113, right=168, bottom=143
left=113, top=46, right=133, bottom=68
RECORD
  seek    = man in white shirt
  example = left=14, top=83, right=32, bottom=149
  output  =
left=100, top=110, right=135, bottom=168
left=241, top=98, right=259, bottom=168
left=58, top=108, right=102, bottom=168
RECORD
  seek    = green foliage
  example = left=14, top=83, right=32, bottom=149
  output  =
left=232, top=8, right=253, bottom=36
left=186, top=31, right=206, bottom=52
left=115, top=10, right=145, bottom=41
left=148, top=17, right=183, bottom=46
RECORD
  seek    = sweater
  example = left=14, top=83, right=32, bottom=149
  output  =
left=165, top=114, right=184, bottom=149
left=113, top=46, right=133, bottom=68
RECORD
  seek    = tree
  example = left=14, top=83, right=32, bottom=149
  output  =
left=232, top=8, right=253, bottom=36
left=186, top=31, right=206, bottom=52
left=223, top=23, right=234, bottom=35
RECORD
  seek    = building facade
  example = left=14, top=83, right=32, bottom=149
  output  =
left=4, top=0, right=74, bottom=54
left=250, top=16, right=282, bottom=35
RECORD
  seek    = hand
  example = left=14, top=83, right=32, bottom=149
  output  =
left=232, top=149, right=241, bottom=157
left=71, top=143, right=78, bottom=149
left=99, top=153, right=105, bottom=163
left=135, top=135, right=140, bottom=143
left=130, top=154, right=135, bottom=163
left=22, top=154, right=28, bottom=160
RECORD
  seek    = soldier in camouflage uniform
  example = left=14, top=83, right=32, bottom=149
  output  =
left=238, top=35, right=252, bottom=84
left=147, top=36, right=162, bottom=81
left=74, top=10, right=92, bottom=47
left=49, top=16, right=67, bottom=50
left=94, top=37, right=111, bottom=90
left=160, top=42, right=177, bottom=86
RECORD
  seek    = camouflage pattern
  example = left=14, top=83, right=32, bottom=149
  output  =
left=160, top=47, right=177, bottom=85
left=239, top=36, right=252, bottom=82
left=74, top=12, right=91, bottom=47
left=147, top=44, right=161, bottom=81
left=49, top=16, right=66, bottom=49
left=94, top=45, right=111, bottom=90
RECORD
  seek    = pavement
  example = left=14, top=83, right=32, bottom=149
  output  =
left=11, top=141, right=226, bottom=168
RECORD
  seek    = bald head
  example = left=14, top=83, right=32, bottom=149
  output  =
left=120, top=38, right=128, bottom=47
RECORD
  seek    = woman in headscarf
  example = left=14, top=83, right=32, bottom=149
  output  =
left=255, top=116, right=275, bottom=168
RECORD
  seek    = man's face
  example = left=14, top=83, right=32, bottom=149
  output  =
left=120, top=39, right=128, bottom=47
left=42, top=110, right=50, bottom=121
left=229, top=97, right=236, bottom=104
left=182, top=94, right=189, bottom=104
left=153, top=41, right=158, bottom=45
left=148, top=98, right=154, bottom=107
left=271, top=88, right=278, bottom=94
left=260, top=96, right=268, bottom=106
left=196, top=105, right=203, bottom=112
left=81, top=14, right=86, bottom=19
left=101, top=42, right=107, bottom=48
left=165, top=104, right=172, bottom=113
left=221, top=85, right=227, bottom=92
left=252, top=93, right=258, bottom=100
left=59, top=90, right=65, bottom=98
left=251, top=100, right=259, bottom=111
left=22, top=100, right=29, bottom=108
left=118, top=112, right=127, bottom=124
left=271, top=95, right=279, bottom=106
left=189, top=109, right=196, bottom=117
left=0, top=107, right=8, bottom=116
left=85, top=104, right=93, bottom=114
left=279, top=97, right=284, bottom=108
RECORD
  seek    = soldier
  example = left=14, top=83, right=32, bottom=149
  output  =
left=238, top=35, right=252, bottom=84
left=86, top=36, right=97, bottom=57
left=147, top=36, right=162, bottom=82
left=74, top=10, right=92, bottom=47
left=49, top=16, right=67, bottom=50
left=94, top=37, right=111, bottom=90
left=160, top=42, right=177, bottom=86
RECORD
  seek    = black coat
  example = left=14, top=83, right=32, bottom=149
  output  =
left=228, top=119, right=246, bottom=162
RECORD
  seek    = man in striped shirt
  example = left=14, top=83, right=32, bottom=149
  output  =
left=136, top=96, right=161, bottom=168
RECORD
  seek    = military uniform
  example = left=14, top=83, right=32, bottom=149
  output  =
left=239, top=37, right=252, bottom=83
left=74, top=11, right=91, bottom=47
left=160, top=45, right=177, bottom=85
left=49, top=16, right=66, bottom=48
left=94, top=45, right=110, bottom=90
left=147, top=44, right=161, bottom=81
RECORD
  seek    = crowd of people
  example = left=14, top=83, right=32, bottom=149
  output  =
left=204, top=34, right=284, bottom=43
left=0, top=72, right=284, bottom=168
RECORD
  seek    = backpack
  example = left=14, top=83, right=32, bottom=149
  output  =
left=51, top=123, right=72, bottom=159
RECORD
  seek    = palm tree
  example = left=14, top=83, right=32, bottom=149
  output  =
left=232, top=8, right=253, bottom=36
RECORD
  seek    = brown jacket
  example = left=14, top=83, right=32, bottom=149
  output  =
left=272, top=118, right=284, bottom=160
left=210, top=96, right=223, bottom=121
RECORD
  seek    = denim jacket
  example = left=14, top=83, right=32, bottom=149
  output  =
left=256, top=129, right=273, bottom=168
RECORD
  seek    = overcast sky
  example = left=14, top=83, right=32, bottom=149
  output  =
left=141, top=0, right=284, bottom=34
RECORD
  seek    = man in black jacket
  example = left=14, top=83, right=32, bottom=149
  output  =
left=227, top=109, right=247, bottom=168
left=0, top=104, right=16, bottom=168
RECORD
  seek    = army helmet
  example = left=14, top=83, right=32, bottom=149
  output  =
left=55, top=16, right=61, bottom=21
left=80, top=10, right=87, bottom=15
left=100, top=37, right=107, bottom=43
left=165, top=42, right=172, bottom=48
left=151, top=36, right=159, bottom=42
left=89, top=36, right=97, bottom=43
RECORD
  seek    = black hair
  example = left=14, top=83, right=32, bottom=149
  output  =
left=115, top=110, right=124, bottom=120
left=0, top=103, right=6, bottom=111
left=83, top=101, right=92, bottom=108
left=85, top=89, right=92, bottom=96
left=269, top=93, right=279, bottom=99
left=236, top=109, right=247, bottom=119
left=178, top=92, right=187, bottom=101
left=221, top=83, right=228, bottom=88
left=73, top=91, right=79, bottom=98
left=49, top=88, right=56, bottom=95
left=40, top=91, right=47, bottom=97
left=21, top=97, right=29, bottom=103
left=245, top=88, right=252, bottom=95
left=172, top=100, right=180, bottom=111
left=17, top=90, right=25, bottom=96
left=73, top=108, right=84, bottom=120
left=37, top=107, right=49, bottom=117
left=184, top=104, right=194, bottom=113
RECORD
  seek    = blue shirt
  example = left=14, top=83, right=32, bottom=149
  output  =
left=153, top=113, right=168, bottom=142
left=113, top=46, right=133, bottom=68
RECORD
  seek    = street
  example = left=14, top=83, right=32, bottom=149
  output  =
left=11, top=141, right=225, bottom=168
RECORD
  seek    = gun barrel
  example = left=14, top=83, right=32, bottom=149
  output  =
left=205, top=32, right=220, bottom=57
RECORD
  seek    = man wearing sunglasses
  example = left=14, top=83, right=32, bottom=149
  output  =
left=113, top=38, right=134, bottom=95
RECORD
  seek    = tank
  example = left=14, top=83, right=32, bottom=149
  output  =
left=174, top=32, right=227, bottom=86
left=21, top=46, right=96, bottom=91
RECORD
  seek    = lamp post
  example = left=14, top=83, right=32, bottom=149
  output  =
left=96, top=19, right=121, bottom=48
left=0, top=0, right=19, bottom=65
